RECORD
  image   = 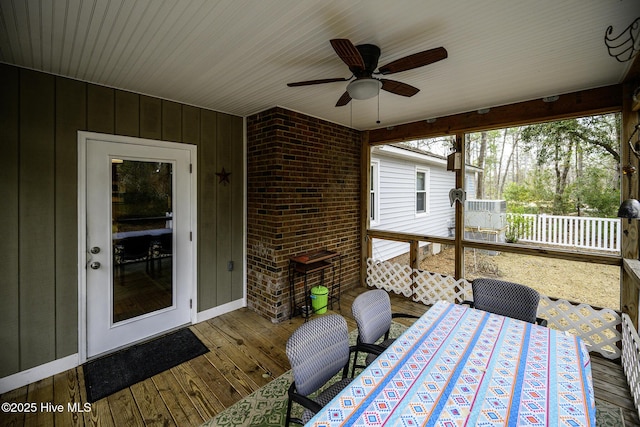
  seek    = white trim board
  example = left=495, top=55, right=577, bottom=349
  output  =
left=0, top=354, right=79, bottom=394
left=0, top=299, right=245, bottom=394
left=196, top=298, right=246, bottom=324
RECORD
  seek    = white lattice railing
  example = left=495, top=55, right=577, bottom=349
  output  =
left=366, top=258, right=413, bottom=297
left=622, top=313, right=640, bottom=419
left=412, top=269, right=471, bottom=305
left=538, top=297, right=621, bottom=359
left=367, top=257, right=624, bottom=360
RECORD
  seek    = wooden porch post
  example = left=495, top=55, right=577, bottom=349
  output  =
left=454, top=133, right=465, bottom=279
left=621, top=81, right=640, bottom=328
left=361, top=131, right=371, bottom=287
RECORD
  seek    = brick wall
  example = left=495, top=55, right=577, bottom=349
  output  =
left=246, top=107, right=362, bottom=322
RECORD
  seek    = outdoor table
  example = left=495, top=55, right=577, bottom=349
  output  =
left=307, top=300, right=596, bottom=426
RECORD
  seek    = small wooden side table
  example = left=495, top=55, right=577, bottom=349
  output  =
left=288, top=249, right=342, bottom=319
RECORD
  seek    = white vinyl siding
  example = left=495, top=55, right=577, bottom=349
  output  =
left=370, top=147, right=477, bottom=261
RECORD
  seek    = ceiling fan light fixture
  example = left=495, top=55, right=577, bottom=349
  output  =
left=347, top=78, right=382, bottom=100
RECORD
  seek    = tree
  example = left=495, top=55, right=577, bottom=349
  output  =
left=476, top=131, right=487, bottom=199
left=465, top=113, right=620, bottom=216
left=573, top=159, right=620, bottom=217
left=519, top=115, right=620, bottom=215
left=498, top=128, right=522, bottom=195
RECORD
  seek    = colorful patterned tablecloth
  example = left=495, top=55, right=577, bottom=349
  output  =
left=307, top=301, right=596, bottom=426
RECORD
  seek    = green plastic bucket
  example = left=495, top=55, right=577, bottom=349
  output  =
left=310, top=286, right=329, bottom=314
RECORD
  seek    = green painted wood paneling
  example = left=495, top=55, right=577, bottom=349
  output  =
left=0, top=64, right=20, bottom=377
left=198, top=109, right=218, bottom=310
left=55, top=77, right=86, bottom=359
left=229, top=115, right=244, bottom=301
left=140, top=95, right=162, bottom=140
left=182, top=105, right=201, bottom=145
left=216, top=113, right=236, bottom=304
left=0, top=65, right=244, bottom=377
left=162, top=100, right=182, bottom=142
left=216, top=114, right=244, bottom=302
left=115, top=90, right=140, bottom=137
left=87, top=85, right=115, bottom=133
left=19, top=69, right=57, bottom=369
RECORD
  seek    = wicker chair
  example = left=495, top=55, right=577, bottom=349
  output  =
left=285, top=314, right=356, bottom=426
left=467, top=278, right=547, bottom=326
left=114, top=234, right=152, bottom=284
left=351, top=289, right=418, bottom=375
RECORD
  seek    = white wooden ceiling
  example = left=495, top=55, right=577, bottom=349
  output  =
left=0, top=0, right=637, bottom=130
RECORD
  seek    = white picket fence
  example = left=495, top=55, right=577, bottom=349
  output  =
left=507, top=213, right=620, bottom=252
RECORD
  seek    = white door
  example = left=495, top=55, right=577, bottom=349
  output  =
left=82, top=134, right=195, bottom=359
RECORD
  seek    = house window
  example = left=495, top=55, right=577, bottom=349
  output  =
left=370, top=161, right=379, bottom=225
left=416, top=168, right=429, bottom=214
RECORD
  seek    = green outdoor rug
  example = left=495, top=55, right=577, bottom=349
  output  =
left=202, top=323, right=405, bottom=427
left=595, top=399, right=626, bottom=427
left=201, top=323, right=624, bottom=427
left=202, top=370, right=295, bottom=427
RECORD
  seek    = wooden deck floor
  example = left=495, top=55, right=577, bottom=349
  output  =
left=1, top=287, right=638, bottom=426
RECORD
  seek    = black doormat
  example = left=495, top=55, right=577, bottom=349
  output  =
left=83, top=328, right=209, bottom=402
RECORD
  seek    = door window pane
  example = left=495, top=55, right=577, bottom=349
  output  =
left=112, top=160, right=174, bottom=323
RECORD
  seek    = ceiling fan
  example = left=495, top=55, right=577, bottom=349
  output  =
left=287, top=39, right=447, bottom=107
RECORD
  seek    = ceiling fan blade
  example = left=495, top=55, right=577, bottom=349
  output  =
left=378, top=47, right=447, bottom=75
left=330, top=39, right=365, bottom=69
left=380, top=79, right=420, bottom=97
left=287, top=77, right=350, bottom=87
left=335, top=91, right=352, bottom=107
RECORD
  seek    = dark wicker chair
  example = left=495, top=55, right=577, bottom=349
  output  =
left=351, top=289, right=418, bottom=375
left=285, top=314, right=358, bottom=426
left=149, top=232, right=172, bottom=275
left=114, top=234, right=152, bottom=283
left=466, top=278, right=547, bottom=326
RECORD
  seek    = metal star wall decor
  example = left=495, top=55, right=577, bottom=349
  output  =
left=216, top=167, right=231, bottom=185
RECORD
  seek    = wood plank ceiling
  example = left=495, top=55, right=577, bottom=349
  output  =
left=0, top=0, right=637, bottom=130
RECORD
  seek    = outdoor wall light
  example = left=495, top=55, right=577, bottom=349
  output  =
left=618, top=199, right=640, bottom=219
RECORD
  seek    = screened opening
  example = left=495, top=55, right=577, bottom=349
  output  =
left=464, top=113, right=621, bottom=255
left=367, top=113, right=622, bottom=310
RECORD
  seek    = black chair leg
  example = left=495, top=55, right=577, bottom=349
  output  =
left=285, top=397, right=293, bottom=427
left=351, top=350, right=360, bottom=377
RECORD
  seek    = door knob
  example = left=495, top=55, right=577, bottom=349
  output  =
left=90, top=247, right=101, bottom=254
left=90, top=261, right=101, bottom=270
